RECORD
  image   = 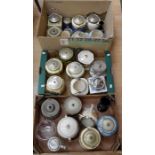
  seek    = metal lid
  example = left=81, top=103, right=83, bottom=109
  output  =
left=90, top=60, right=106, bottom=77
left=45, top=58, right=63, bottom=74
left=47, top=27, right=62, bottom=37
left=78, top=50, right=94, bottom=65
left=66, top=61, right=84, bottom=78
left=49, top=13, right=61, bottom=23
left=79, top=127, right=101, bottom=150
left=57, top=116, right=79, bottom=140
left=97, top=115, right=118, bottom=137
left=87, top=14, right=100, bottom=24
left=59, top=48, right=73, bottom=61
left=46, top=75, right=64, bottom=90
left=41, top=98, right=60, bottom=118
left=64, top=96, right=82, bottom=115
left=72, top=15, right=85, bottom=25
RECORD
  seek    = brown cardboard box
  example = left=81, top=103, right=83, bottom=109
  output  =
left=37, top=0, right=114, bottom=50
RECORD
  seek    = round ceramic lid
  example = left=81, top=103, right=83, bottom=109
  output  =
left=72, top=15, right=85, bottom=25
left=64, top=96, right=82, bottom=115
left=79, top=127, right=101, bottom=150
left=59, top=48, right=74, bottom=61
left=89, top=30, right=104, bottom=38
left=78, top=50, right=94, bottom=65
left=47, top=27, right=62, bottom=37
left=57, top=116, right=79, bottom=139
left=41, top=98, right=60, bottom=118
left=87, top=14, right=100, bottom=24
left=73, top=79, right=88, bottom=92
left=49, top=13, right=61, bottom=23
left=46, top=76, right=64, bottom=90
left=90, top=60, right=106, bottom=77
left=47, top=137, right=61, bottom=152
left=66, top=61, right=84, bottom=78
left=97, top=115, right=118, bottom=137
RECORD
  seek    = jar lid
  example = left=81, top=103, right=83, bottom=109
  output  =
left=41, top=98, right=60, bottom=118
left=46, top=76, right=64, bottom=90
left=89, top=30, right=104, bottom=38
left=49, top=13, right=61, bottom=23
left=47, top=27, right=62, bottom=37
left=79, top=127, right=101, bottom=150
left=57, top=116, right=79, bottom=140
left=66, top=61, right=84, bottom=78
left=64, top=96, right=82, bottom=115
left=72, top=15, right=85, bottom=25
left=90, top=60, right=106, bottom=77
left=78, top=50, right=94, bottom=65
left=87, top=14, right=100, bottom=24
left=97, top=115, right=118, bottom=137
left=59, top=48, right=73, bottom=61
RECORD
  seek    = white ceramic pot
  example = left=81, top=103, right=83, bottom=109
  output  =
left=59, top=47, right=73, bottom=61
left=48, top=13, right=62, bottom=27
left=89, top=29, right=104, bottom=39
left=72, top=15, right=86, bottom=29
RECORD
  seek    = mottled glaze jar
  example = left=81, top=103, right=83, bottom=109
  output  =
left=72, top=15, right=86, bottom=29
left=45, top=58, right=63, bottom=75
left=46, top=75, right=65, bottom=94
left=66, top=61, right=85, bottom=78
left=64, top=96, right=82, bottom=115
left=48, top=13, right=62, bottom=27
left=57, top=116, right=79, bottom=140
left=47, top=137, right=66, bottom=152
left=41, top=98, right=60, bottom=118
left=79, top=127, right=101, bottom=150
left=47, top=27, right=62, bottom=37
left=97, top=115, right=118, bottom=137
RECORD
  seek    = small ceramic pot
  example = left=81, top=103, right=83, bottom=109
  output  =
left=41, top=98, right=60, bottom=118
left=72, top=15, right=86, bottom=29
left=59, top=47, right=74, bottom=62
left=45, top=58, right=63, bottom=75
left=46, top=75, right=65, bottom=94
left=79, top=127, right=101, bottom=150
left=57, top=116, right=79, bottom=140
left=48, top=13, right=62, bottom=27
left=78, top=50, right=94, bottom=65
left=47, top=137, right=66, bottom=152
left=61, top=28, right=73, bottom=38
left=70, top=78, right=88, bottom=96
left=47, top=27, right=62, bottom=37
left=89, top=30, right=104, bottom=39
left=66, top=61, right=85, bottom=78
left=64, top=96, right=82, bottom=115
left=97, top=115, right=118, bottom=137
left=63, top=17, right=72, bottom=29
left=89, top=60, right=106, bottom=77
left=87, top=13, right=101, bottom=30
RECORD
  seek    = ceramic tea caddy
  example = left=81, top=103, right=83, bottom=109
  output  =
left=97, top=115, right=118, bottom=137
left=48, top=13, right=62, bottom=28
left=66, top=61, right=85, bottom=78
left=41, top=98, right=60, bottom=118
left=59, top=47, right=74, bottom=62
left=88, top=76, right=107, bottom=94
left=45, top=58, right=63, bottom=75
left=47, top=27, right=62, bottom=37
left=87, top=13, right=101, bottom=30
left=89, top=60, right=106, bottom=77
left=78, top=50, right=94, bottom=65
left=47, top=137, right=66, bottom=152
left=57, top=116, right=79, bottom=140
left=35, top=119, right=56, bottom=141
left=89, top=29, right=104, bottom=38
left=72, top=15, right=86, bottom=30
left=46, top=75, right=65, bottom=94
left=70, top=78, right=88, bottom=96
left=64, top=96, right=82, bottom=115
left=79, top=127, right=101, bottom=150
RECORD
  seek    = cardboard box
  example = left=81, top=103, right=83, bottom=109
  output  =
left=37, top=0, right=114, bottom=50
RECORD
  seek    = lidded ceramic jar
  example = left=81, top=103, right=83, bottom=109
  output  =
left=45, top=58, right=63, bottom=75
left=90, top=60, right=106, bottom=77
left=47, top=27, right=62, bottom=37
left=79, top=127, right=101, bottom=150
left=66, top=61, right=85, bottom=78
left=97, top=115, right=118, bottom=137
left=47, top=137, right=66, bottom=152
left=89, top=30, right=104, bottom=38
left=57, top=116, right=79, bottom=140
left=87, top=13, right=101, bottom=30
left=48, top=13, right=62, bottom=27
left=78, top=50, right=94, bottom=65
left=46, top=75, right=65, bottom=94
left=59, top=47, right=74, bottom=61
left=41, top=98, right=60, bottom=118
left=72, top=15, right=86, bottom=29
left=64, top=96, right=82, bottom=115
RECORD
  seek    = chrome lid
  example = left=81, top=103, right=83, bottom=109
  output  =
left=59, top=48, right=73, bottom=61
left=87, top=14, right=100, bottom=24
left=49, top=13, right=61, bottom=23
